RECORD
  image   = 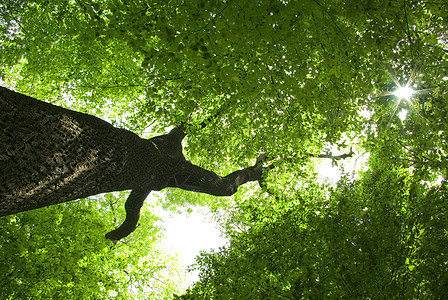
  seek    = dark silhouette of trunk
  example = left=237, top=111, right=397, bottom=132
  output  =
left=0, top=87, right=264, bottom=240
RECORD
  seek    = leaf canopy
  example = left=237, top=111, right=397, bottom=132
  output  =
left=1, top=0, right=447, bottom=298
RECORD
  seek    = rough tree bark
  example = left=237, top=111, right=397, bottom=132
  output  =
left=0, top=87, right=264, bottom=240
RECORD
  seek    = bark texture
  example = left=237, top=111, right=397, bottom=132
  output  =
left=0, top=87, right=263, bottom=240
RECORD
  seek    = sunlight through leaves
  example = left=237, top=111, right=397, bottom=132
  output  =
left=394, top=86, right=414, bottom=101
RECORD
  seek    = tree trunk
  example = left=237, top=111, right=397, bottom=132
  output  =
left=0, top=87, right=264, bottom=240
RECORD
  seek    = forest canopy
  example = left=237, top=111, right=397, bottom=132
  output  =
left=1, top=0, right=447, bottom=298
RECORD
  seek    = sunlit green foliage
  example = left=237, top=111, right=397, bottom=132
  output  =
left=180, top=161, right=448, bottom=298
left=0, top=193, right=184, bottom=299
left=1, top=0, right=447, bottom=298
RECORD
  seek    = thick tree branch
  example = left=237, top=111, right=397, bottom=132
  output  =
left=105, top=189, right=151, bottom=241
left=166, top=160, right=264, bottom=197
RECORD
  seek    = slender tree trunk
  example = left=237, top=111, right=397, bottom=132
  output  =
left=0, top=87, right=264, bottom=240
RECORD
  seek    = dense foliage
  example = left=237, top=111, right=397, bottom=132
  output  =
left=0, top=192, right=185, bottom=299
left=180, top=160, right=448, bottom=298
left=1, top=0, right=447, bottom=298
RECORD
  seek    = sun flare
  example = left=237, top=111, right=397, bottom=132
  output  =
left=394, top=86, right=414, bottom=101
